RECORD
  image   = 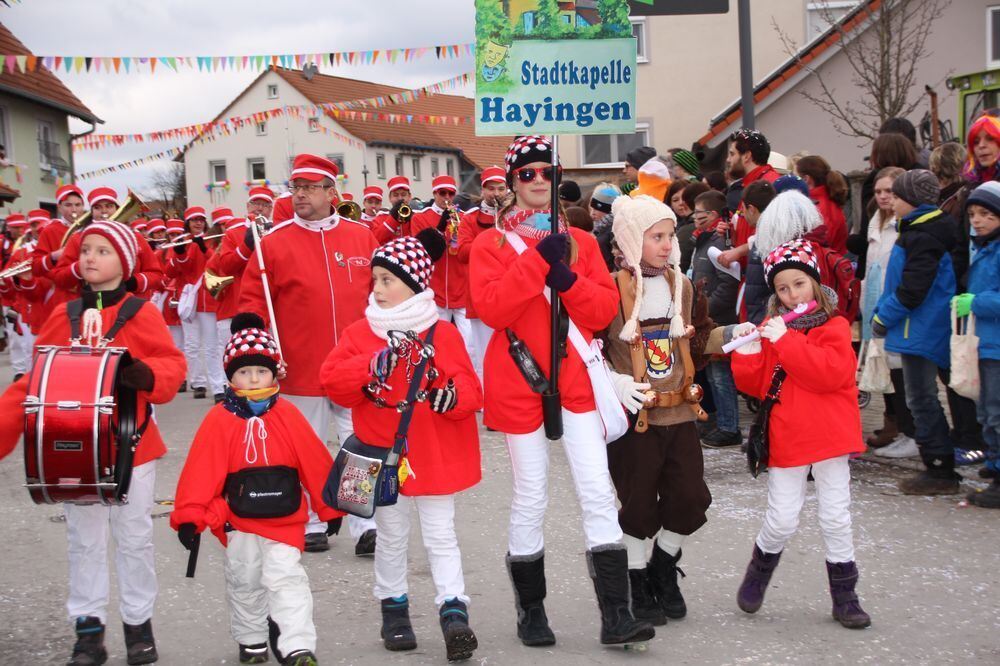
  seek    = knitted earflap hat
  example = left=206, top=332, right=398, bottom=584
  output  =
left=752, top=190, right=822, bottom=256
left=80, top=220, right=139, bottom=279
left=225, top=312, right=281, bottom=380
left=610, top=194, right=686, bottom=341
left=763, top=238, right=822, bottom=291
left=504, top=135, right=555, bottom=187
left=371, top=227, right=446, bottom=294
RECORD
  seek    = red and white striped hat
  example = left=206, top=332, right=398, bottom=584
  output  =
left=81, top=220, right=139, bottom=279
left=55, top=184, right=84, bottom=204
left=166, top=218, right=185, bottom=235
left=27, top=209, right=51, bottom=225
left=248, top=186, right=274, bottom=203
left=290, top=153, right=338, bottom=182
left=5, top=213, right=27, bottom=228
left=132, top=219, right=148, bottom=232
left=88, top=187, right=118, bottom=207
left=211, top=206, right=234, bottom=226
left=387, top=175, right=410, bottom=193
left=184, top=206, right=207, bottom=221
left=273, top=192, right=294, bottom=223
left=431, top=175, right=457, bottom=193
left=363, top=186, right=383, bottom=201
left=146, top=219, right=167, bottom=233
left=224, top=216, right=244, bottom=230
left=481, top=166, right=505, bottom=185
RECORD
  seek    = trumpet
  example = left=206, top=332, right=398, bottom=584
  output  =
left=0, top=259, right=31, bottom=280
left=336, top=200, right=362, bottom=221
left=60, top=189, right=149, bottom=248
left=397, top=203, right=412, bottom=221
left=204, top=269, right=235, bottom=299
left=158, top=232, right=225, bottom=250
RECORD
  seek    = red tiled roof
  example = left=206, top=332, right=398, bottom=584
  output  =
left=0, top=23, right=99, bottom=123
left=696, top=0, right=880, bottom=147
left=272, top=68, right=511, bottom=170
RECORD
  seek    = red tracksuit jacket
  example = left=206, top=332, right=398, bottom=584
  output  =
left=320, top=318, right=482, bottom=496
left=206, top=222, right=252, bottom=322
left=469, top=227, right=618, bottom=434
left=170, top=397, right=343, bottom=550
left=457, top=207, right=496, bottom=320
left=164, top=241, right=217, bottom=314
left=239, top=216, right=378, bottom=396
left=411, top=205, right=467, bottom=310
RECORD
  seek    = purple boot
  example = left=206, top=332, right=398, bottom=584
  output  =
left=737, top=545, right=782, bottom=614
left=826, top=561, right=872, bottom=629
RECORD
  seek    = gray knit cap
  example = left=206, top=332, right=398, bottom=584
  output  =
left=892, top=169, right=940, bottom=207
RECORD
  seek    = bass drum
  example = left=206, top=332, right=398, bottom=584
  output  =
left=22, top=345, right=138, bottom=505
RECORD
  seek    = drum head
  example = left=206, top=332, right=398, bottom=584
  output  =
left=112, top=350, right=138, bottom=502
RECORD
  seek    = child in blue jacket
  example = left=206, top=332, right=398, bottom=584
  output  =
left=954, top=181, right=1000, bottom=508
left=872, top=170, right=960, bottom=495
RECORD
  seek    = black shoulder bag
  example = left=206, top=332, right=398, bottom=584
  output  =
left=746, top=365, right=787, bottom=478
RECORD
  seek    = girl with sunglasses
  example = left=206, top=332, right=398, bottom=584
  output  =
left=469, top=136, right=654, bottom=649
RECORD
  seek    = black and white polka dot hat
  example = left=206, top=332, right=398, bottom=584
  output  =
left=224, top=312, right=281, bottom=380
left=371, top=228, right=446, bottom=294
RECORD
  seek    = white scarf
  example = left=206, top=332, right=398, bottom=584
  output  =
left=294, top=211, right=340, bottom=231
left=365, top=290, right=440, bottom=340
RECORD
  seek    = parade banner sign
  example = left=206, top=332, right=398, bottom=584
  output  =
left=475, top=0, right=637, bottom=136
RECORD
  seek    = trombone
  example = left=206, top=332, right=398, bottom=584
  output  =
left=59, top=189, right=149, bottom=248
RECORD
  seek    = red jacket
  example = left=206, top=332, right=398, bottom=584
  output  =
left=206, top=222, right=252, bottom=321
left=456, top=207, right=496, bottom=319
left=731, top=316, right=864, bottom=467
left=411, top=205, right=467, bottom=310
left=810, top=185, right=848, bottom=255
left=320, top=318, right=482, bottom=496
left=164, top=241, right=217, bottom=314
left=372, top=211, right=415, bottom=244
left=30, top=219, right=75, bottom=323
left=0, top=296, right=187, bottom=464
left=469, top=227, right=618, bottom=433
left=51, top=231, right=164, bottom=301
left=239, top=216, right=378, bottom=396
left=169, top=398, right=343, bottom=550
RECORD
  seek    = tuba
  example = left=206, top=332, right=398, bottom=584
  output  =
left=336, top=200, right=362, bottom=221
left=60, top=189, right=149, bottom=248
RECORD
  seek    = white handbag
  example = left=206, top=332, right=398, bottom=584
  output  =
left=176, top=276, right=202, bottom=323
left=504, top=232, right=629, bottom=444
left=949, top=303, right=980, bottom=400
left=857, top=338, right=893, bottom=394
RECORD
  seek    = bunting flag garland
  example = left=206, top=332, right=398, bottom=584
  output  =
left=0, top=43, right=474, bottom=75
left=76, top=147, right=184, bottom=180
left=72, top=73, right=473, bottom=151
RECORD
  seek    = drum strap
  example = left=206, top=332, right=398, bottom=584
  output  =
left=67, top=296, right=147, bottom=344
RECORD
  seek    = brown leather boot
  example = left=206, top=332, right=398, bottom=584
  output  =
left=866, top=414, right=898, bottom=448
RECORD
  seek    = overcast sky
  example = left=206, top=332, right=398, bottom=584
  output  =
left=2, top=0, right=476, bottom=197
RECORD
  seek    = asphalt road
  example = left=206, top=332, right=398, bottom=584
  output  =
left=0, top=354, right=997, bottom=665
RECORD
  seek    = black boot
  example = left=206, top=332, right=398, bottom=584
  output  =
left=267, top=616, right=285, bottom=664
left=737, top=545, right=782, bottom=614
left=899, top=454, right=961, bottom=495
left=380, top=595, right=418, bottom=651
left=587, top=545, right=656, bottom=645
left=647, top=544, right=687, bottom=619
left=505, top=551, right=556, bottom=647
left=123, top=619, right=158, bottom=665
left=439, top=598, right=478, bottom=662
left=628, top=568, right=666, bottom=626
left=826, top=561, right=872, bottom=629
left=67, top=617, right=107, bottom=666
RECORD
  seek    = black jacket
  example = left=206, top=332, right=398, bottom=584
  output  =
left=689, top=227, right=739, bottom=326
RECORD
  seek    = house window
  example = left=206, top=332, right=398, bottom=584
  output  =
left=210, top=160, right=227, bottom=182
left=308, top=117, right=320, bottom=132
left=431, top=157, right=440, bottom=177
left=248, top=158, right=266, bottom=181
left=37, top=120, right=54, bottom=166
left=412, top=157, right=422, bottom=181
left=255, top=121, right=267, bottom=136
left=376, top=153, right=386, bottom=179
left=990, top=6, right=1000, bottom=68
left=267, top=84, right=279, bottom=99
left=806, top=1, right=857, bottom=40
left=326, top=154, right=345, bottom=174
left=581, top=123, right=651, bottom=166
left=0, top=107, right=9, bottom=160
left=395, top=155, right=404, bottom=176
left=630, top=17, right=649, bottom=64
left=446, top=159, right=455, bottom=177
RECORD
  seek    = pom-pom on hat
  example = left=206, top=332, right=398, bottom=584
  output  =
left=504, top=135, right=555, bottom=186
left=225, top=312, right=281, bottom=380
left=763, top=238, right=822, bottom=291
left=81, top=220, right=139, bottom=279
left=290, top=153, right=338, bottom=182
left=371, top=228, right=445, bottom=295
left=892, top=168, right=941, bottom=207
left=966, top=180, right=1000, bottom=217
left=610, top=194, right=686, bottom=341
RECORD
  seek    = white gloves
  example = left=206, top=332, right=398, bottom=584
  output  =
left=760, top=316, right=788, bottom=343
left=730, top=322, right=761, bottom=355
left=610, top=371, right=651, bottom=414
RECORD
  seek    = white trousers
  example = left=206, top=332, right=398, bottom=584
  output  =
left=374, top=494, right=468, bottom=607
left=225, top=531, right=316, bottom=655
left=282, top=394, right=376, bottom=539
left=168, top=324, right=184, bottom=356
left=756, top=455, right=855, bottom=563
left=5, top=316, right=34, bottom=375
left=505, top=409, right=623, bottom=556
left=437, top=306, right=475, bottom=368
left=64, top=461, right=157, bottom=625
left=217, top=317, right=232, bottom=376
left=468, top=318, right=492, bottom=383
left=181, top=312, right=225, bottom=393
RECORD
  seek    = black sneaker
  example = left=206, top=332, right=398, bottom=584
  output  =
left=439, top=598, right=478, bottom=662
left=284, top=649, right=318, bottom=666
left=355, top=529, right=377, bottom=557
left=239, top=642, right=268, bottom=664
left=701, top=428, right=742, bottom=449
left=214, top=392, right=225, bottom=404
left=68, top=616, right=107, bottom=666
left=304, top=532, right=329, bottom=553
left=123, top=619, right=158, bottom=665
left=192, top=387, right=207, bottom=399
left=177, top=380, right=187, bottom=393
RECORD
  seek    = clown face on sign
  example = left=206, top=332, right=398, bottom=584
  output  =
left=481, top=39, right=510, bottom=82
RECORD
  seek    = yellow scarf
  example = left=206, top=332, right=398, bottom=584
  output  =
left=232, top=385, right=280, bottom=402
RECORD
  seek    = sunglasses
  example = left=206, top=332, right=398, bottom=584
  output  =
left=514, top=166, right=562, bottom=183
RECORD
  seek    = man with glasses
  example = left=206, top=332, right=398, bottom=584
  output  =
left=373, top=175, right=413, bottom=242
left=240, top=154, right=379, bottom=555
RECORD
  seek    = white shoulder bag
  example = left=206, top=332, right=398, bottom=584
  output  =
left=949, top=302, right=980, bottom=400
left=176, top=276, right=202, bottom=323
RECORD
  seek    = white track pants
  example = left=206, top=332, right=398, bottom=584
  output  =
left=64, top=461, right=157, bottom=625
left=168, top=325, right=185, bottom=358
left=468, top=318, right=492, bottom=383
left=225, top=531, right=316, bottom=655
left=374, top=494, right=468, bottom=607
left=181, top=312, right=224, bottom=394
left=282, top=394, right=376, bottom=539
left=756, top=455, right=855, bottom=563
left=438, top=306, right=475, bottom=366
left=5, top=316, right=34, bottom=375
left=505, top=409, right=623, bottom=556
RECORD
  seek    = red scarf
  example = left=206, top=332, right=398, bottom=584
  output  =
left=502, top=208, right=567, bottom=240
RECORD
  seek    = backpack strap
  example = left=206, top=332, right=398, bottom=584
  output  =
left=103, top=296, right=147, bottom=344
left=66, top=298, right=85, bottom=341
left=616, top=270, right=650, bottom=432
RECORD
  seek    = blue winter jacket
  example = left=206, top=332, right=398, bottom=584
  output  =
left=968, top=235, right=1000, bottom=361
left=874, top=205, right=956, bottom=368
